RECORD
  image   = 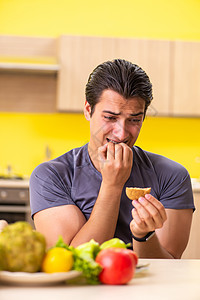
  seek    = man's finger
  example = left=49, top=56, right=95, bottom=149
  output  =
left=144, top=194, right=167, bottom=222
left=98, top=144, right=108, bottom=161
left=106, top=142, right=115, bottom=161
left=114, top=143, right=123, bottom=160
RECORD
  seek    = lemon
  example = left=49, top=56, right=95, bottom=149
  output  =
left=41, top=247, right=74, bottom=273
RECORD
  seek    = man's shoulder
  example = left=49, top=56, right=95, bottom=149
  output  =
left=30, top=144, right=89, bottom=180
left=133, top=146, right=188, bottom=175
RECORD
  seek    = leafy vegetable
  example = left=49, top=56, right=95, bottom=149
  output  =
left=75, top=239, right=100, bottom=259
left=55, top=237, right=102, bottom=284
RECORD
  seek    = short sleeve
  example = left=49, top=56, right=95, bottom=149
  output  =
left=29, top=161, right=75, bottom=218
left=157, top=159, right=195, bottom=210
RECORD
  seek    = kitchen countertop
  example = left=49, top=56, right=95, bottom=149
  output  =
left=0, top=179, right=29, bottom=188
left=0, top=178, right=200, bottom=192
left=0, top=259, right=200, bottom=300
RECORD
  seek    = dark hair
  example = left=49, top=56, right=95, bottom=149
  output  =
left=85, top=59, right=153, bottom=117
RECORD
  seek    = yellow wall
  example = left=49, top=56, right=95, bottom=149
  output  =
left=0, top=113, right=90, bottom=177
left=0, top=0, right=200, bottom=178
left=0, top=0, right=200, bottom=40
left=1, top=112, right=200, bottom=178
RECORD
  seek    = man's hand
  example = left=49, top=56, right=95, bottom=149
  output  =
left=130, top=194, right=167, bottom=238
left=98, top=142, right=133, bottom=188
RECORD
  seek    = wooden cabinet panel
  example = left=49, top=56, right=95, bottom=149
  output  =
left=57, top=35, right=171, bottom=114
left=182, top=192, right=200, bottom=259
left=57, top=35, right=116, bottom=111
left=0, top=72, right=57, bottom=112
left=0, top=35, right=57, bottom=58
left=171, top=41, right=200, bottom=116
left=114, top=38, right=171, bottom=115
left=1, top=35, right=199, bottom=115
left=0, top=35, right=58, bottom=112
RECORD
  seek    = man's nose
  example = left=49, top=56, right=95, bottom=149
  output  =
left=113, top=121, right=128, bottom=141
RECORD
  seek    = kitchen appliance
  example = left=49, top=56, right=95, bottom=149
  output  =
left=0, top=179, right=33, bottom=226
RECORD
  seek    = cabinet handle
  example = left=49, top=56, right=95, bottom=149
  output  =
left=0, top=190, right=8, bottom=199
left=19, top=191, right=26, bottom=199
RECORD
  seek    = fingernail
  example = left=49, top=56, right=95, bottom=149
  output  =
left=138, top=197, right=145, bottom=202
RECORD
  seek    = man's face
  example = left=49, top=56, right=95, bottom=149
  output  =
left=85, top=89, right=145, bottom=153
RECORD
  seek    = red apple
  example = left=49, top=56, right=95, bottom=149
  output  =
left=95, top=248, right=137, bottom=285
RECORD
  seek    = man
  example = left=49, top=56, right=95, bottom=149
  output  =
left=30, top=59, right=194, bottom=258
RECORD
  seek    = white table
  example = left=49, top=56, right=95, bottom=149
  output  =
left=0, top=259, right=200, bottom=300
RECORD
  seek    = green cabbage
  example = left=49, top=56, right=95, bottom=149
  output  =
left=0, top=221, right=46, bottom=272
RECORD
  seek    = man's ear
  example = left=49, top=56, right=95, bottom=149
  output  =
left=84, top=100, right=91, bottom=121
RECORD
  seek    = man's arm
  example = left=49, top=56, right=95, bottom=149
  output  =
left=130, top=194, right=193, bottom=258
left=34, top=182, right=123, bottom=249
left=156, top=208, right=193, bottom=258
left=33, top=205, right=87, bottom=249
left=34, top=142, right=133, bottom=248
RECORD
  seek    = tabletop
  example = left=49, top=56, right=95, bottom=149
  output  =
left=0, top=258, right=200, bottom=300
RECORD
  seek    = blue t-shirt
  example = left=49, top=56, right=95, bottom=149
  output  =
left=30, top=144, right=194, bottom=244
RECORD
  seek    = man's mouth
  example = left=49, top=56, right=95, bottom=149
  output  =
left=106, top=138, right=128, bottom=144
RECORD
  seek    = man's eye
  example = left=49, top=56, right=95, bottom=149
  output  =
left=129, top=118, right=142, bottom=123
left=104, top=116, right=116, bottom=121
